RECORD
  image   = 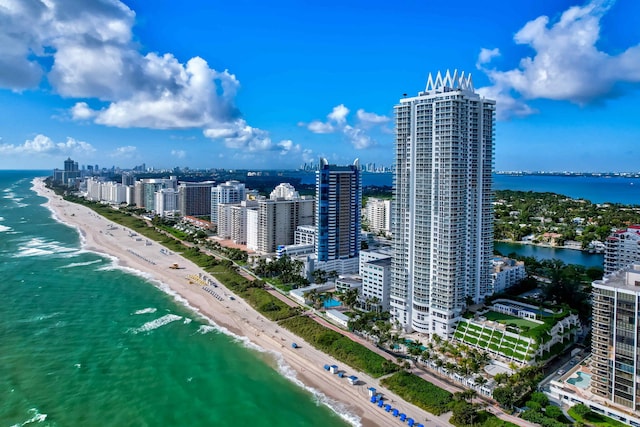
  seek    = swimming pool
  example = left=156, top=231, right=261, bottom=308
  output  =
left=323, top=297, right=342, bottom=309
left=567, top=372, right=592, bottom=389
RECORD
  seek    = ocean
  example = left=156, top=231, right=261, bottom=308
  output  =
left=0, top=171, right=351, bottom=427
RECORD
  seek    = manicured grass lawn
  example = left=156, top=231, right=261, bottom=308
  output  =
left=484, top=311, right=540, bottom=329
left=568, top=407, right=628, bottom=427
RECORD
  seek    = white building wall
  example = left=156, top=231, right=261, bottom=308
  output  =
left=391, top=70, right=495, bottom=339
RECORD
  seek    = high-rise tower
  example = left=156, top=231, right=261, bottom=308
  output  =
left=315, top=158, right=361, bottom=274
left=391, top=70, right=495, bottom=338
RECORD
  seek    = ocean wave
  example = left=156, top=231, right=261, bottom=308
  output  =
left=0, top=224, right=11, bottom=232
left=0, top=215, right=5, bottom=221
left=132, top=314, right=182, bottom=334
left=10, top=407, right=48, bottom=426
left=58, top=259, right=103, bottom=269
left=18, top=312, right=61, bottom=324
left=14, top=238, right=76, bottom=258
left=183, top=318, right=192, bottom=324
left=196, top=325, right=218, bottom=334
left=133, top=308, right=157, bottom=315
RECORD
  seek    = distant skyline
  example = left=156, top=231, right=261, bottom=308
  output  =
left=1, top=0, right=639, bottom=171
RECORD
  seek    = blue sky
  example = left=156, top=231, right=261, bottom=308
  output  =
left=0, top=0, right=639, bottom=171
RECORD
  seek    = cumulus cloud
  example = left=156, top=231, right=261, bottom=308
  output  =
left=171, top=149, right=186, bottom=159
left=356, top=109, right=390, bottom=127
left=476, top=48, right=500, bottom=67
left=0, top=134, right=95, bottom=156
left=477, top=0, right=640, bottom=119
left=304, top=104, right=387, bottom=149
left=0, top=0, right=296, bottom=156
left=110, top=145, right=137, bottom=157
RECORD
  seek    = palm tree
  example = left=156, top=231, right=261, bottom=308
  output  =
left=340, top=288, right=359, bottom=310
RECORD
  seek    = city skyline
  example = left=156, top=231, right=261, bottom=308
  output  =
left=1, top=0, right=639, bottom=171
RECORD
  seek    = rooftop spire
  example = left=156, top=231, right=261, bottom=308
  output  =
left=425, top=69, right=474, bottom=93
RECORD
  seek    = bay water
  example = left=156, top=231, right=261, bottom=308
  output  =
left=0, top=171, right=351, bottom=427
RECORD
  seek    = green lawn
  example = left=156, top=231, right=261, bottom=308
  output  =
left=568, top=407, right=628, bottom=427
left=483, top=311, right=540, bottom=329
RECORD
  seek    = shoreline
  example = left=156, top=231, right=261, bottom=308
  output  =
left=32, top=178, right=443, bottom=427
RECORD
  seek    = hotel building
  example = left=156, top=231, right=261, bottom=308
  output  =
left=390, top=70, right=495, bottom=338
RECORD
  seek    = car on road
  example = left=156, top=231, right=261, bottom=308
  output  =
left=557, top=369, right=565, bottom=375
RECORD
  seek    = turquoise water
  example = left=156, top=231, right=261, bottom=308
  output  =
left=0, top=171, right=351, bottom=427
left=567, top=372, right=592, bottom=389
left=323, top=298, right=342, bottom=309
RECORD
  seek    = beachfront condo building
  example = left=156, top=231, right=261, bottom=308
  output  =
left=360, top=248, right=393, bottom=312
left=591, top=264, right=640, bottom=415
left=364, top=198, right=391, bottom=234
left=605, top=226, right=640, bottom=275
left=314, top=158, right=362, bottom=274
left=251, top=199, right=315, bottom=254
left=178, top=181, right=216, bottom=217
left=390, top=70, right=495, bottom=338
left=210, top=181, right=246, bottom=225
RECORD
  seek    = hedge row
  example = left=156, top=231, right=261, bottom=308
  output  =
left=279, top=316, right=398, bottom=378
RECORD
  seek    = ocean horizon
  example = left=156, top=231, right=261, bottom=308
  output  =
left=0, top=170, right=352, bottom=427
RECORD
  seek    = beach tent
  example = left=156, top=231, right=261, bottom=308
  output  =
left=347, top=375, right=358, bottom=385
left=367, top=387, right=376, bottom=397
left=370, top=396, right=377, bottom=403
left=323, top=364, right=330, bottom=371
left=329, top=365, right=339, bottom=374
left=392, top=409, right=399, bottom=417
left=384, top=404, right=392, bottom=412
left=377, top=400, right=384, bottom=408
left=291, top=342, right=298, bottom=349
left=407, top=418, right=414, bottom=426
left=337, top=372, right=345, bottom=378
left=399, top=413, right=406, bottom=421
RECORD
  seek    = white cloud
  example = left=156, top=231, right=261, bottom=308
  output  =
left=356, top=109, right=390, bottom=127
left=327, top=104, right=349, bottom=124
left=0, top=0, right=308, bottom=157
left=477, top=0, right=640, bottom=119
left=307, top=121, right=335, bottom=134
left=343, top=125, right=375, bottom=149
left=476, top=48, right=500, bottom=67
left=0, top=134, right=95, bottom=156
left=0, top=1, right=242, bottom=131
left=171, top=149, right=186, bottom=159
left=70, top=102, right=96, bottom=120
left=110, top=145, right=137, bottom=158
left=305, top=104, right=386, bottom=149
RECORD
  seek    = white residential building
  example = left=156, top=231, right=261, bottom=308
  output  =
left=365, top=198, right=391, bottom=233
left=492, top=257, right=526, bottom=293
left=359, top=248, right=393, bottom=311
left=605, top=226, right=640, bottom=275
left=155, top=188, right=179, bottom=218
left=391, top=70, right=495, bottom=338
left=295, top=225, right=316, bottom=245
left=210, top=181, right=246, bottom=225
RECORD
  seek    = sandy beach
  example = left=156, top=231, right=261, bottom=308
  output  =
left=33, top=178, right=447, bottom=427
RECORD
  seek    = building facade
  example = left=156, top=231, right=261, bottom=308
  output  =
left=359, top=248, right=393, bottom=312
left=491, top=257, right=526, bottom=294
left=390, top=70, right=495, bottom=338
left=605, top=226, right=640, bottom=275
left=592, top=265, right=640, bottom=412
left=210, top=181, right=246, bottom=225
left=365, top=198, right=391, bottom=234
left=315, top=158, right=362, bottom=274
left=178, top=181, right=215, bottom=217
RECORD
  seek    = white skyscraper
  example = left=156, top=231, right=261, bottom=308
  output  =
left=391, top=70, right=495, bottom=338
